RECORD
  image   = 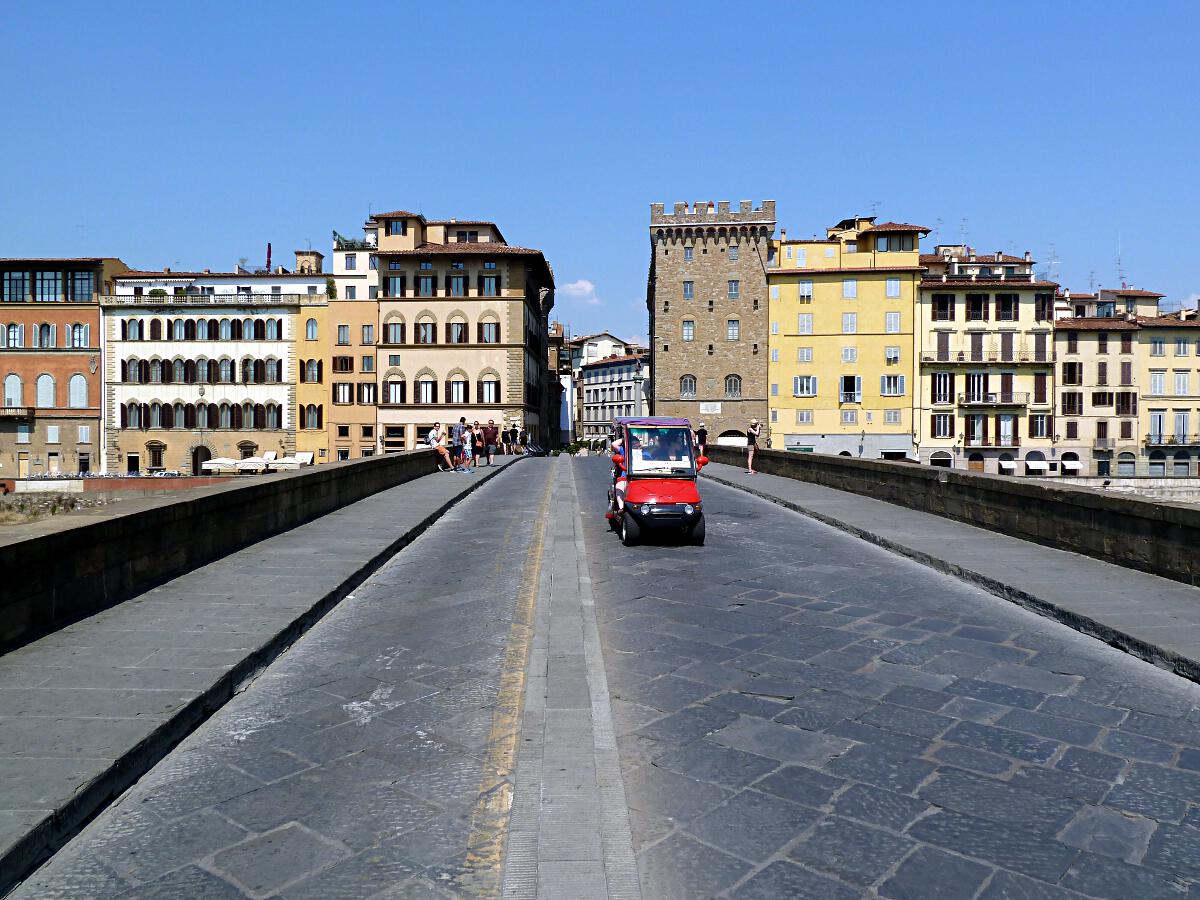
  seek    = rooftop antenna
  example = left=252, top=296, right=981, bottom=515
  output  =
left=1044, top=243, right=1061, bottom=283
left=959, top=217, right=969, bottom=248
left=1088, top=269, right=1096, bottom=292
left=867, top=200, right=880, bottom=217
left=1116, top=231, right=1125, bottom=288
left=931, top=217, right=943, bottom=244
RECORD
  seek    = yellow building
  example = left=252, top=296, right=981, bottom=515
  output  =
left=916, top=246, right=1058, bottom=474
left=766, top=217, right=925, bottom=458
left=294, top=260, right=333, bottom=464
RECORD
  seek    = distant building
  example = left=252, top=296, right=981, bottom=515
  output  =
left=648, top=201, right=774, bottom=444
left=547, top=322, right=572, bottom=447
left=580, top=352, right=650, bottom=441
left=0, top=257, right=128, bottom=476
left=102, top=261, right=326, bottom=474
left=568, top=331, right=632, bottom=439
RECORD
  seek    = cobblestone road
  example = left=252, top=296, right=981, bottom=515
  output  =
left=14, top=457, right=1200, bottom=898
left=576, top=460, right=1200, bottom=899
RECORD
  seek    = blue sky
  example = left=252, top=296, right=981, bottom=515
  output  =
left=2, top=1, right=1197, bottom=340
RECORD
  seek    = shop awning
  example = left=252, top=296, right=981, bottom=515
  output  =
left=1061, top=460, right=1083, bottom=470
left=1025, top=460, right=1049, bottom=471
left=998, top=460, right=1016, bottom=470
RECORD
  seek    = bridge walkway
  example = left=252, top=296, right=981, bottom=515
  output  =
left=12, top=457, right=1200, bottom=898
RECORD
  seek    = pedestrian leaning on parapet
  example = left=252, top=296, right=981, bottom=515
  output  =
left=747, top=419, right=763, bottom=474
left=483, top=420, right=500, bottom=466
left=429, top=422, right=454, bottom=471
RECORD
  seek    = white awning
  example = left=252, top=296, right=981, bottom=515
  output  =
left=998, top=460, right=1017, bottom=470
left=1025, top=460, right=1049, bottom=471
left=1061, top=460, right=1083, bottom=470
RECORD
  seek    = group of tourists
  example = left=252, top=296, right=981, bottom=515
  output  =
left=428, top=418, right=529, bottom=472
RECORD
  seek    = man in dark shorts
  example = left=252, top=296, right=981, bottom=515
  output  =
left=695, top=421, right=708, bottom=457
left=482, top=420, right=499, bottom=466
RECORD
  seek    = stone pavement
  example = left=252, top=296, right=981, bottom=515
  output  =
left=17, top=456, right=1200, bottom=898
left=576, top=459, right=1200, bottom=898
left=0, top=456, right=520, bottom=894
left=701, top=461, right=1200, bottom=680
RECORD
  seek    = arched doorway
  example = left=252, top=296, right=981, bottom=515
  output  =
left=1061, top=451, right=1081, bottom=477
left=929, top=451, right=953, bottom=468
left=1024, top=450, right=1048, bottom=477
left=967, top=452, right=985, bottom=472
left=716, top=430, right=747, bottom=447
left=998, top=453, right=1016, bottom=476
left=1117, top=452, right=1136, bottom=476
left=191, top=445, right=212, bottom=476
left=838, top=451, right=853, bottom=457
left=1149, top=450, right=1166, bottom=477
left=1174, top=451, right=1191, bottom=477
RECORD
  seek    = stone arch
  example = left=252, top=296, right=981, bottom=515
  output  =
left=477, top=366, right=502, bottom=380
left=382, top=310, right=406, bottom=323
left=382, top=366, right=407, bottom=380
left=414, top=366, right=438, bottom=381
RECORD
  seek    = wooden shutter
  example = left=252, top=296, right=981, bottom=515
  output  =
left=477, top=379, right=484, bottom=403
left=477, top=273, right=484, bottom=296
left=1034, top=372, right=1046, bottom=404
left=163, top=404, right=174, bottom=428
left=1121, top=361, right=1132, bottom=385
left=120, top=404, right=127, bottom=427
left=445, top=380, right=452, bottom=404
left=431, top=381, right=438, bottom=404
left=140, top=403, right=150, bottom=428
left=948, top=373, right=956, bottom=399
left=120, top=360, right=127, bottom=382
left=477, top=321, right=484, bottom=343
left=463, top=380, right=469, bottom=404
left=982, top=373, right=990, bottom=397
left=120, top=320, right=127, bottom=340
left=445, top=322, right=452, bottom=344
left=993, top=415, right=1001, bottom=446
left=930, top=413, right=937, bottom=437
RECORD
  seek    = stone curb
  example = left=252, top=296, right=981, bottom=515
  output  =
left=2, top=459, right=524, bottom=897
left=703, top=471, right=1200, bottom=685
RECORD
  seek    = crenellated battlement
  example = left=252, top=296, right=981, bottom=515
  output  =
left=650, top=200, right=776, bottom=226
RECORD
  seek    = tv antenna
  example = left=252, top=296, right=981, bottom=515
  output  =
left=1116, top=232, right=1125, bottom=287
left=1044, top=243, right=1061, bottom=283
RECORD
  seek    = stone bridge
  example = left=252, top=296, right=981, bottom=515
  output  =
left=4, top=452, right=1200, bottom=898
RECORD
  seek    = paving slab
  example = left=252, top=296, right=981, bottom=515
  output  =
left=704, top=461, right=1200, bottom=681
left=0, top=458, right=521, bottom=894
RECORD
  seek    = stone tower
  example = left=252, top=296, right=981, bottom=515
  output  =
left=647, top=200, right=775, bottom=442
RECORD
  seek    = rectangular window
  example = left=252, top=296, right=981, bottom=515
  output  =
left=880, top=375, right=906, bottom=397
left=1030, top=414, right=1051, bottom=439
left=841, top=346, right=858, bottom=363
left=996, top=294, right=1019, bottom=321
left=770, top=383, right=778, bottom=397
left=798, top=314, right=813, bottom=335
left=875, top=234, right=915, bottom=252
left=885, top=346, right=900, bottom=364
left=357, top=382, right=377, bottom=404
left=842, top=312, right=857, bottom=334
left=684, top=246, right=693, bottom=261
left=1150, top=371, right=1166, bottom=395
left=332, top=356, right=354, bottom=373
left=797, top=409, right=813, bottom=425
left=385, top=323, right=404, bottom=344
left=1091, top=392, right=1114, bottom=406
left=450, top=275, right=466, bottom=296
left=726, top=319, right=740, bottom=341
left=1175, top=371, right=1190, bottom=395
left=727, top=280, right=739, bottom=299
left=885, top=409, right=901, bottom=424
left=769, top=285, right=779, bottom=300
left=770, top=348, right=779, bottom=362
left=798, top=281, right=813, bottom=301
left=793, top=375, right=818, bottom=397
left=885, top=311, right=901, bottom=334
left=1097, top=361, right=1108, bottom=385
left=46, top=425, right=60, bottom=443
left=932, top=294, right=955, bottom=321
left=770, top=321, right=779, bottom=335
left=344, top=285, right=356, bottom=300
left=480, top=321, right=500, bottom=343
left=1120, top=361, right=1133, bottom=385
left=337, top=324, right=350, bottom=345
left=389, top=354, right=402, bottom=365
left=729, top=244, right=739, bottom=260
left=362, top=355, right=375, bottom=373
left=418, top=275, right=435, bottom=297
left=933, top=372, right=953, bottom=404
left=388, top=219, right=406, bottom=235
left=682, top=281, right=694, bottom=299
left=388, top=261, right=403, bottom=271
left=841, top=409, right=858, bottom=425
left=797, top=346, right=813, bottom=362
left=842, top=279, right=857, bottom=299
left=361, top=324, right=374, bottom=344
left=1116, top=392, right=1138, bottom=416
left=1121, top=333, right=1133, bottom=353
left=886, top=278, right=900, bottom=298
left=1098, top=333, right=1109, bottom=353
left=78, top=425, right=91, bottom=444
left=3, top=271, right=29, bottom=301
left=1151, top=338, right=1166, bottom=356
left=345, top=254, right=357, bottom=271
left=967, top=294, right=988, bottom=321
left=333, top=382, right=353, bottom=404
left=1062, top=361, right=1083, bottom=385
left=385, top=275, right=405, bottom=297
left=682, top=320, right=694, bottom=341
left=1178, top=339, right=1191, bottom=356
left=1061, top=392, right=1084, bottom=415
left=34, top=271, right=61, bottom=301
left=839, top=374, right=862, bottom=403
left=932, top=413, right=953, bottom=438
left=69, top=271, right=94, bottom=301
left=369, top=255, right=378, bottom=270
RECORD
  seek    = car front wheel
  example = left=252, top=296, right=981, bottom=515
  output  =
left=621, top=510, right=641, bottom=546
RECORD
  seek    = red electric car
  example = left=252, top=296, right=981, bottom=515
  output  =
left=606, top=416, right=709, bottom=546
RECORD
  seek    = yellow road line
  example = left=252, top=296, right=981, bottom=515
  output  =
left=458, top=469, right=554, bottom=896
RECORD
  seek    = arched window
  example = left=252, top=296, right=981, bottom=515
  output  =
left=1149, top=450, right=1167, bottom=477
left=1174, top=451, right=1191, bottom=477
left=480, top=376, right=500, bottom=404
left=219, top=359, right=233, bottom=383
left=266, top=403, right=280, bottom=428
left=447, top=316, right=468, bottom=344
left=478, top=316, right=500, bottom=344
left=448, top=375, right=468, bottom=404
left=36, top=374, right=55, bottom=408
left=197, top=319, right=209, bottom=340
left=243, top=318, right=254, bottom=339
left=253, top=403, right=265, bottom=429
left=125, top=401, right=141, bottom=429
left=219, top=403, right=232, bottom=428
left=196, top=401, right=207, bottom=427
left=174, top=402, right=185, bottom=427
left=242, top=402, right=254, bottom=428
left=149, top=403, right=162, bottom=429
left=241, top=358, right=254, bottom=384
left=220, top=319, right=232, bottom=340
left=724, top=374, right=742, bottom=399
left=265, top=359, right=279, bottom=383
left=384, top=317, right=406, bottom=344
left=185, top=319, right=197, bottom=340
left=306, top=360, right=319, bottom=383
left=173, top=359, right=185, bottom=383
left=384, top=376, right=406, bottom=404
left=416, top=315, right=437, bottom=344
left=173, top=319, right=185, bottom=340
left=68, top=374, right=87, bottom=408
left=416, top=375, right=437, bottom=403
left=127, top=319, right=141, bottom=341
left=929, top=451, right=953, bottom=468
left=71, top=324, right=87, bottom=348
left=266, top=319, right=279, bottom=340
left=253, top=319, right=266, bottom=340
left=306, top=318, right=317, bottom=340
left=3, top=374, right=22, bottom=406
left=680, top=375, right=697, bottom=399
left=6, top=324, right=20, bottom=348
left=207, top=403, right=219, bottom=429
left=230, top=319, right=242, bottom=340
left=150, top=319, right=162, bottom=340
left=37, top=323, right=53, bottom=348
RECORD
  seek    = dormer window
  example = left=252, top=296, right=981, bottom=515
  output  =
left=875, top=234, right=915, bottom=252
left=419, top=260, right=433, bottom=270
left=483, top=260, right=497, bottom=270
left=387, top=219, right=406, bottom=236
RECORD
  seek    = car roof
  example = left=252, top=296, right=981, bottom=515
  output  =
left=615, top=416, right=691, bottom=427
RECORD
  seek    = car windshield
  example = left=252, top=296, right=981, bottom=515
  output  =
left=626, top=426, right=695, bottom=477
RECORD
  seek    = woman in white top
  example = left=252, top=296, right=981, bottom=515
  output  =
left=430, top=422, right=454, bottom=471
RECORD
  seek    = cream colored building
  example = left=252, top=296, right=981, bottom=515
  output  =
left=330, top=210, right=555, bottom=451
left=766, top=217, right=925, bottom=458
left=916, top=246, right=1058, bottom=474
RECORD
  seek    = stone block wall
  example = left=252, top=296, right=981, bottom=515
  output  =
left=0, top=449, right=440, bottom=652
left=706, top=445, right=1200, bottom=586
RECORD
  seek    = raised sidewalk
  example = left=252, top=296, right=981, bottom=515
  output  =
left=0, top=459, right=520, bottom=894
left=703, top=462, right=1200, bottom=683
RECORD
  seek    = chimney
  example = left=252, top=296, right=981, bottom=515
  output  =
left=203, top=268, right=210, bottom=274
left=780, top=229, right=787, bottom=242
left=968, top=252, right=977, bottom=263
left=996, top=251, right=1002, bottom=262
left=163, top=267, right=170, bottom=273
left=1024, top=250, right=1032, bottom=262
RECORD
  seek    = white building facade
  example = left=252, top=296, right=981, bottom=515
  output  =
left=580, top=353, right=650, bottom=440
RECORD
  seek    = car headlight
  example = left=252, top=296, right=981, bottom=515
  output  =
left=683, top=504, right=694, bottom=515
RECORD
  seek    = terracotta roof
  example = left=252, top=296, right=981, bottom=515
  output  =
left=0, top=257, right=110, bottom=263
left=1065, top=292, right=1097, bottom=300
left=770, top=266, right=925, bottom=276
left=921, top=279, right=1059, bottom=290
left=372, top=241, right=543, bottom=258
left=1054, top=317, right=1140, bottom=331
left=922, top=252, right=1029, bottom=265
left=1107, top=288, right=1165, bottom=298
left=368, top=210, right=421, bottom=219
left=569, top=331, right=628, bottom=345
left=860, top=222, right=931, bottom=234
left=116, top=270, right=323, bottom=280
left=581, top=352, right=649, bottom=369
left=428, top=219, right=497, bottom=227
left=1137, top=315, right=1200, bottom=328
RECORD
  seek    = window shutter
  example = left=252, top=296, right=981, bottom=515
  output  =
left=121, top=320, right=127, bottom=340
left=982, top=373, right=990, bottom=396
left=898, top=375, right=905, bottom=395
left=431, top=381, right=438, bottom=404
left=931, top=413, right=937, bottom=437
left=120, top=360, right=127, bottom=381
left=478, top=379, right=485, bottom=403
left=445, top=322, right=452, bottom=343
left=854, top=376, right=861, bottom=400
left=445, top=380, right=452, bottom=403
left=812, top=376, right=818, bottom=395
left=463, top=380, right=470, bottom=404
left=120, top=404, right=127, bottom=428
left=16, top=325, right=23, bottom=346
left=993, top=415, right=1001, bottom=445
left=163, top=404, right=174, bottom=428
left=140, top=403, right=149, bottom=428
left=477, top=273, right=484, bottom=296
left=477, top=321, right=483, bottom=343
left=1012, top=299, right=1019, bottom=321
left=880, top=375, right=887, bottom=395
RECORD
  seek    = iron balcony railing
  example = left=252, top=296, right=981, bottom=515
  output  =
left=957, top=392, right=1030, bottom=407
left=964, top=436, right=1021, bottom=448
left=100, top=294, right=315, bottom=306
left=920, top=350, right=1055, bottom=364
left=0, top=406, right=33, bottom=418
left=1144, top=433, right=1200, bottom=446
left=1093, top=438, right=1116, bottom=450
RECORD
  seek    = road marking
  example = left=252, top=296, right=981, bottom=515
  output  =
left=459, top=467, right=554, bottom=896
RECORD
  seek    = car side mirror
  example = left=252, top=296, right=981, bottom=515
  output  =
left=697, top=456, right=709, bottom=470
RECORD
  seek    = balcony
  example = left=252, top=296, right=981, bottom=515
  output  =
left=0, top=406, right=33, bottom=418
left=333, top=236, right=377, bottom=251
left=1093, top=437, right=1116, bottom=450
left=920, top=349, right=1055, bottom=364
left=957, top=392, right=1030, bottom=408
left=100, top=294, right=314, bottom=307
left=964, top=436, right=1021, bottom=449
left=1145, top=434, right=1200, bottom=447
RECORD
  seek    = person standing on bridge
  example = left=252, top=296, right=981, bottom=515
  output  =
left=430, top=423, right=454, bottom=471
left=695, top=422, right=708, bottom=457
left=483, top=420, right=499, bottom=465
left=451, top=417, right=467, bottom=467
left=747, top=418, right=762, bottom=474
